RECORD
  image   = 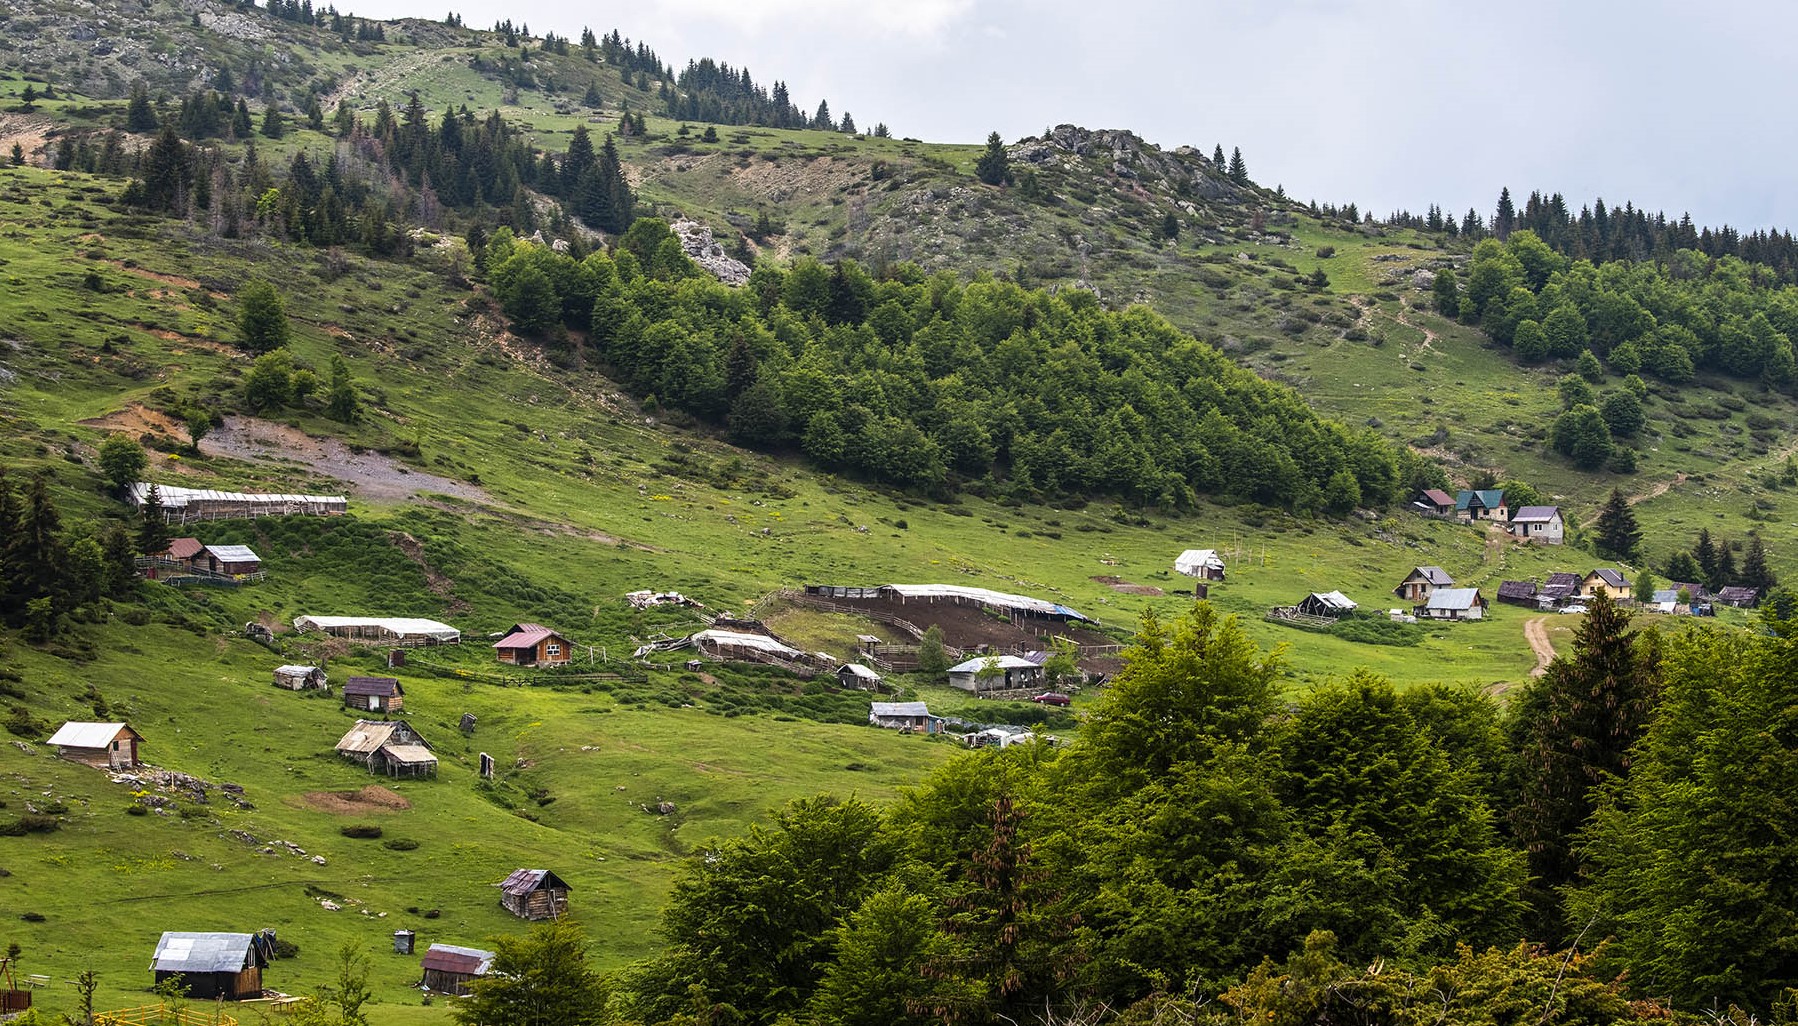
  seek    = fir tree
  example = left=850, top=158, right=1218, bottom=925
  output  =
left=973, top=131, right=1010, bottom=187
left=125, top=82, right=159, bottom=132
left=1741, top=532, right=1776, bottom=593
left=1494, top=186, right=1516, bottom=240
left=1694, top=528, right=1720, bottom=586
left=1227, top=146, right=1248, bottom=186
left=1593, top=487, right=1641, bottom=560
left=260, top=104, right=285, bottom=139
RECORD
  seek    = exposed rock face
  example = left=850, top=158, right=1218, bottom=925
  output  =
left=671, top=219, right=751, bottom=286
left=1010, top=124, right=1239, bottom=202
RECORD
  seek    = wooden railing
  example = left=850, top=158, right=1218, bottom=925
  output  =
left=1265, top=607, right=1338, bottom=630
left=97, top=1003, right=238, bottom=1026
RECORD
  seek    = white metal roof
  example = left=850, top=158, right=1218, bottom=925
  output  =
left=870, top=702, right=932, bottom=717
left=883, top=584, right=1088, bottom=621
left=46, top=722, right=133, bottom=748
left=1425, top=588, right=1485, bottom=610
left=130, top=482, right=347, bottom=508
left=294, top=615, right=461, bottom=642
left=1307, top=591, right=1358, bottom=611
left=152, top=932, right=256, bottom=974
left=1173, top=549, right=1225, bottom=575
left=840, top=663, right=882, bottom=680
left=948, top=655, right=1040, bottom=674
left=275, top=665, right=320, bottom=675
left=692, top=629, right=801, bottom=657
left=204, top=544, right=261, bottom=562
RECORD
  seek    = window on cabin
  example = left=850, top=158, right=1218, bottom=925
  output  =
left=547, top=643, right=561, bottom=656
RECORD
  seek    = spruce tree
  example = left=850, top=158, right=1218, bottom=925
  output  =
left=1508, top=591, right=1658, bottom=943
left=125, top=82, right=159, bottom=132
left=1593, top=487, right=1640, bottom=560
left=1227, top=146, right=1248, bottom=186
left=1741, top=532, right=1776, bottom=593
left=260, top=104, right=285, bottom=139
left=1212, top=143, right=1225, bottom=167
left=1494, top=186, right=1516, bottom=240
left=974, top=131, right=1010, bottom=187
left=1694, top=528, right=1720, bottom=585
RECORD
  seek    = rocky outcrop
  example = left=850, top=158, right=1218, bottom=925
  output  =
left=1010, top=124, right=1240, bottom=202
left=671, top=219, right=751, bottom=286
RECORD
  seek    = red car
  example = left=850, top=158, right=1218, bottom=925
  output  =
left=1030, top=692, right=1072, bottom=706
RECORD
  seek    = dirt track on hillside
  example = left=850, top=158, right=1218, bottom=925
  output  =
left=1523, top=617, right=1556, bottom=676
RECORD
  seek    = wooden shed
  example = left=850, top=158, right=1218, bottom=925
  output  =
left=45, top=722, right=142, bottom=770
left=492, top=623, right=573, bottom=667
left=496, top=869, right=572, bottom=921
left=946, top=655, right=1042, bottom=693
left=837, top=663, right=883, bottom=690
left=869, top=701, right=944, bottom=733
left=342, top=677, right=404, bottom=712
left=151, top=931, right=270, bottom=1001
left=334, top=720, right=437, bottom=778
left=420, top=944, right=494, bottom=996
left=273, top=665, right=328, bottom=691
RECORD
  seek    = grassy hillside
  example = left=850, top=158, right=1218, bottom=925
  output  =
left=0, top=4, right=1792, bottom=1019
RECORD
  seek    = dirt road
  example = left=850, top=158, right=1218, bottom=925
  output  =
left=1523, top=617, right=1556, bottom=677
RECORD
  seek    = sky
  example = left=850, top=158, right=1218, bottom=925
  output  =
left=347, top=0, right=1798, bottom=232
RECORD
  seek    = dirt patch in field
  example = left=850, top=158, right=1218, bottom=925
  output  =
left=103, top=260, right=204, bottom=291
left=80, top=402, right=191, bottom=443
left=0, top=114, right=55, bottom=163
left=1092, top=575, right=1164, bottom=596
left=200, top=415, right=492, bottom=504
left=300, top=784, right=412, bottom=814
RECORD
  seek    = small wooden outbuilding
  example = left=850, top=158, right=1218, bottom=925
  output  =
left=492, top=623, right=573, bottom=667
left=496, top=869, right=572, bottom=920
left=869, top=701, right=944, bottom=733
left=151, top=931, right=270, bottom=1001
left=420, top=944, right=495, bottom=996
left=1716, top=585, right=1760, bottom=608
left=342, top=677, right=404, bottom=713
left=45, top=722, right=142, bottom=770
left=273, top=665, right=328, bottom=691
left=837, top=663, right=883, bottom=690
left=334, top=720, right=437, bottom=778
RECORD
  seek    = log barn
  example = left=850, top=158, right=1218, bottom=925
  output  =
left=342, top=677, right=404, bottom=713
left=496, top=869, right=572, bottom=920
left=151, top=931, right=270, bottom=1001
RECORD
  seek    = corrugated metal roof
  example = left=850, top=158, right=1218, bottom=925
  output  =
left=46, top=722, right=135, bottom=749
left=948, top=655, right=1040, bottom=673
left=422, top=944, right=495, bottom=976
left=130, top=483, right=347, bottom=509
left=152, top=932, right=256, bottom=974
left=336, top=721, right=404, bottom=755
left=1588, top=568, right=1629, bottom=588
left=693, top=630, right=801, bottom=658
left=1511, top=505, right=1561, bottom=522
left=839, top=663, right=882, bottom=680
left=205, top=544, right=261, bottom=562
left=871, top=702, right=932, bottom=717
left=275, top=665, right=320, bottom=676
left=165, top=538, right=205, bottom=560
left=294, top=616, right=460, bottom=642
left=381, top=744, right=436, bottom=765
left=1173, top=549, right=1225, bottom=575
left=1425, top=588, right=1486, bottom=610
left=1422, top=488, right=1455, bottom=506
left=497, top=868, right=570, bottom=896
left=883, top=584, right=1088, bottom=621
left=1306, top=591, right=1358, bottom=611
left=493, top=628, right=560, bottom=650
left=342, top=677, right=401, bottom=697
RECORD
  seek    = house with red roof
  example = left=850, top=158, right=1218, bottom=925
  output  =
left=493, top=623, right=573, bottom=667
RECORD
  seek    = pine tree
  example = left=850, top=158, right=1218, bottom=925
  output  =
left=260, top=104, right=285, bottom=139
left=813, top=99, right=832, bottom=131
left=1227, top=146, right=1248, bottom=186
left=1494, top=186, right=1516, bottom=240
left=1212, top=143, right=1225, bottom=168
left=1593, top=487, right=1640, bottom=560
left=1741, top=532, right=1776, bottom=593
left=973, top=131, right=1010, bottom=186
left=1509, top=591, right=1658, bottom=943
left=1716, top=543, right=1739, bottom=590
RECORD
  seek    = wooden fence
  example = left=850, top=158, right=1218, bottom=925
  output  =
left=97, top=1004, right=238, bottom=1026
left=135, top=557, right=267, bottom=586
left=1265, top=607, right=1339, bottom=631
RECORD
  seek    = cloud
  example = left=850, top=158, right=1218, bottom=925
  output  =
left=640, top=0, right=974, bottom=39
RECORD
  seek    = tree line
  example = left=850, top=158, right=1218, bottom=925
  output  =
left=580, top=596, right=1794, bottom=1025
left=482, top=223, right=1436, bottom=512
left=0, top=466, right=143, bottom=642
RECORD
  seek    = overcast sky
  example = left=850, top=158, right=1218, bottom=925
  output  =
left=349, top=0, right=1798, bottom=232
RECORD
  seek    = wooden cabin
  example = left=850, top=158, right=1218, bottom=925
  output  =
left=1717, top=585, right=1760, bottom=608
left=1418, top=588, right=1489, bottom=621
left=420, top=944, right=494, bottom=996
left=342, top=677, right=403, bottom=713
left=496, top=869, right=572, bottom=921
left=1496, top=581, right=1539, bottom=607
left=273, top=665, right=328, bottom=691
left=334, top=720, right=437, bottom=778
left=200, top=544, right=263, bottom=577
left=1455, top=489, right=1508, bottom=522
left=1416, top=488, right=1457, bottom=517
left=1393, top=566, right=1454, bottom=603
left=492, top=623, right=573, bottom=667
left=151, top=932, right=269, bottom=1001
left=869, top=701, right=944, bottom=733
left=44, top=722, right=142, bottom=770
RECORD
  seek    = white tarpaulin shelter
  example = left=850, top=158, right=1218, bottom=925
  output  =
left=294, top=615, right=461, bottom=645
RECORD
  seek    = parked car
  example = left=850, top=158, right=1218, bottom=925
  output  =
left=1560, top=604, right=1589, bottom=614
left=1030, top=692, right=1071, bottom=706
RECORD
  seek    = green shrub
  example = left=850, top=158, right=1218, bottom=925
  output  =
left=340, top=824, right=384, bottom=839
left=383, top=837, right=419, bottom=851
left=1330, top=616, right=1425, bottom=648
